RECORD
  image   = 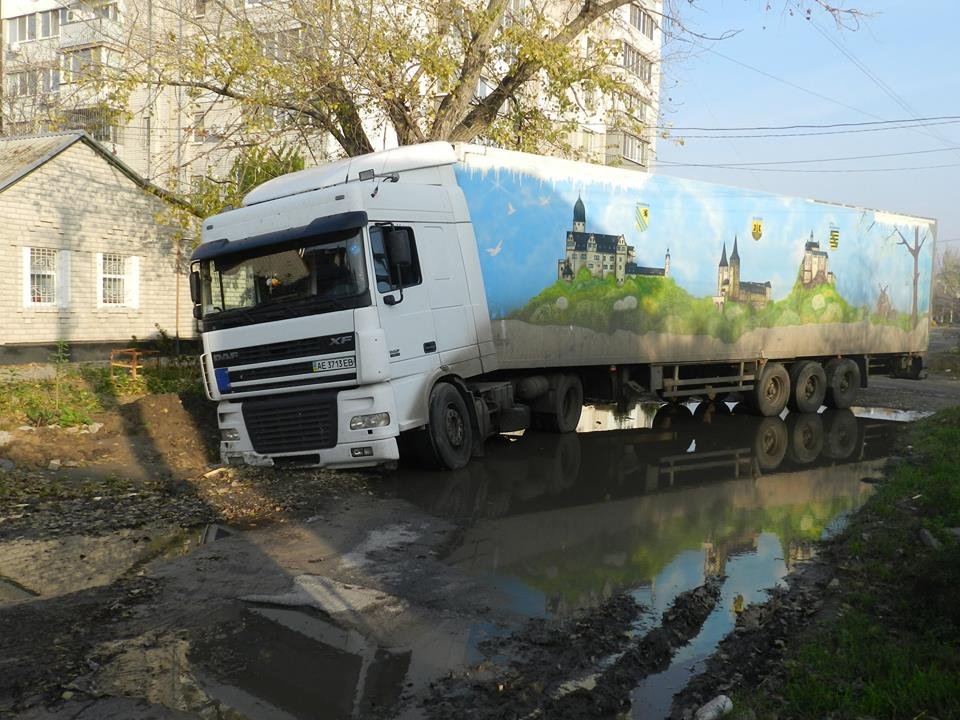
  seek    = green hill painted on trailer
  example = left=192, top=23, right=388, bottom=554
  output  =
left=509, top=269, right=914, bottom=342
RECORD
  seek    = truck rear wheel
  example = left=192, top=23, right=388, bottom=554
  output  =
left=419, top=383, right=474, bottom=470
left=824, top=358, right=860, bottom=409
left=537, top=374, right=583, bottom=433
left=788, top=361, right=826, bottom=413
left=749, top=362, right=790, bottom=417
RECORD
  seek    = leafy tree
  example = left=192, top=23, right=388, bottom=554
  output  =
left=95, top=0, right=861, bottom=162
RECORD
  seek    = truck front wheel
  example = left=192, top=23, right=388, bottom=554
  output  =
left=824, top=358, right=860, bottom=409
left=420, top=383, right=474, bottom=470
left=750, top=362, right=790, bottom=416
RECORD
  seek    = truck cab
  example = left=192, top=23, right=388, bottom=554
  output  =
left=190, top=143, right=496, bottom=469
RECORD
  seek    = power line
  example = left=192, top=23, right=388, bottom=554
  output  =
left=656, top=146, right=960, bottom=168
left=660, top=119, right=960, bottom=140
left=656, top=161, right=960, bottom=174
left=651, top=115, right=960, bottom=132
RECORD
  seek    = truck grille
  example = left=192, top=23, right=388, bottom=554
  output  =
left=211, top=333, right=356, bottom=368
left=241, top=390, right=338, bottom=454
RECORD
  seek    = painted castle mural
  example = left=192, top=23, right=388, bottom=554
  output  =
left=453, top=152, right=934, bottom=349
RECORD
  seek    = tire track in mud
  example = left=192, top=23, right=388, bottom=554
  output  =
left=422, top=578, right=722, bottom=719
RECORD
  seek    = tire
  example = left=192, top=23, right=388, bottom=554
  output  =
left=786, top=412, right=824, bottom=464
left=694, top=400, right=732, bottom=423
left=824, top=358, right=861, bottom=409
left=537, top=374, right=583, bottom=433
left=749, top=362, right=790, bottom=417
left=787, top=361, right=827, bottom=414
left=753, top=416, right=788, bottom=471
left=419, top=383, right=474, bottom=470
left=652, top=402, right=694, bottom=430
left=822, top=410, right=859, bottom=460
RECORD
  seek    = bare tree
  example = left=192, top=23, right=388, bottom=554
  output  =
left=889, top=226, right=930, bottom=328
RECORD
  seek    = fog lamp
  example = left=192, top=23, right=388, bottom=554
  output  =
left=351, top=446, right=374, bottom=457
left=349, top=412, right=390, bottom=430
left=220, top=428, right=241, bottom=441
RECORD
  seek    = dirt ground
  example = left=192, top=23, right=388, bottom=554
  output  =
left=2, top=331, right=960, bottom=720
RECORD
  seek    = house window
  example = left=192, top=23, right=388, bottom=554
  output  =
left=95, top=2, right=119, bottom=20
left=629, top=4, right=655, bottom=39
left=30, top=248, right=57, bottom=303
left=194, top=0, right=207, bottom=16
left=502, top=0, right=526, bottom=27
left=22, top=247, right=69, bottom=307
left=96, top=253, right=139, bottom=308
left=66, top=107, right=122, bottom=144
left=623, top=42, right=652, bottom=83
left=101, top=253, right=125, bottom=304
left=9, top=14, right=37, bottom=43
left=622, top=132, right=647, bottom=165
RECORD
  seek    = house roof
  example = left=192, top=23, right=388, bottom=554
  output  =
left=0, top=131, right=192, bottom=211
left=567, top=231, right=627, bottom=255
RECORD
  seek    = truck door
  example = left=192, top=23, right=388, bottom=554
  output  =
left=370, top=224, right=439, bottom=384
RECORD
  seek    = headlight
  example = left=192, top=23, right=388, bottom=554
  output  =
left=220, top=428, right=241, bottom=441
left=350, top=412, right=390, bottom=430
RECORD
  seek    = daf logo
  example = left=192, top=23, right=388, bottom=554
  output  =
left=212, top=351, right=239, bottom=362
left=329, top=335, right=352, bottom=346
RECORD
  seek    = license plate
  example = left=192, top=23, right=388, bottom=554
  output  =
left=312, top=356, right=356, bottom=373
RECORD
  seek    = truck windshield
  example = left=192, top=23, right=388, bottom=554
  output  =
left=197, top=229, right=369, bottom=329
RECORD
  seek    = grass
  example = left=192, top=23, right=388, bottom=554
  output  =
left=0, top=358, right=202, bottom=429
left=737, top=409, right=960, bottom=720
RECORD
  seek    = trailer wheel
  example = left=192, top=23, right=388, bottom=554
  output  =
left=753, top=416, right=788, bottom=471
left=786, top=412, right=824, bottom=464
left=420, top=383, right=473, bottom=470
left=824, top=358, right=860, bottom=409
left=788, top=361, right=827, bottom=414
left=750, top=362, right=790, bottom=417
left=538, top=374, right=583, bottom=433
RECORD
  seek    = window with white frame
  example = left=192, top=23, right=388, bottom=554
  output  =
left=9, top=14, right=37, bottom=43
left=8, top=71, right=38, bottom=98
left=622, top=42, right=652, bottom=84
left=96, top=252, right=139, bottom=308
left=629, top=4, right=655, bottom=39
left=22, top=247, right=69, bottom=308
left=622, top=132, right=647, bottom=165
left=40, top=9, right=67, bottom=38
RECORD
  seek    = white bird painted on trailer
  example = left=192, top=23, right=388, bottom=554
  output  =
left=486, top=239, right=504, bottom=257
left=506, top=202, right=517, bottom=215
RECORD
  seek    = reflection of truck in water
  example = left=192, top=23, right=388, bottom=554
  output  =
left=189, top=143, right=934, bottom=469
left=390, top=404, right=897, bottom=616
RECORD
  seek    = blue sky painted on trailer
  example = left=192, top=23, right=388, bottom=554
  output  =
left=455, top=161, right=933, bottom=320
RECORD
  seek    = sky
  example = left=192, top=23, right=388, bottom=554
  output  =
left=655, top=1, right=959, bottom=254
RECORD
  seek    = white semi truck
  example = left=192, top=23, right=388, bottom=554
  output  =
left=189, top=142, right=935, bottom=470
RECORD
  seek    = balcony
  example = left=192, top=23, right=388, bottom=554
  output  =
left=60, top=17, right=123, bottom=50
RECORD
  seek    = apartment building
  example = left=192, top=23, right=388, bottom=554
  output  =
left=0, top=0, right=662, bottom=189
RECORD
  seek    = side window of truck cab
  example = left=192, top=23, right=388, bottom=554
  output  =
left=370, top=225, right=422, bottom=293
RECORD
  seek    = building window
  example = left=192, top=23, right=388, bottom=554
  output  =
left=39, top=9, right=66, bottom=38
left=194, top=0, right=207, bottom=16
left=623, top=42, right=652, bottom=84
left=40, top=67, right=60, bottom=94
left=622, top=132, right=647, bottom=165
left=96, top=252, right=139, bottom=308
left=95, top=3, right=119, bottom=20
left=22, top=247, right=69, bottom=307
left=502, top=0, right=526, bottom=27
left=9, top=14, right=37, bottom=43
left=629, top=4, right=655, bottom=39
left=62, top=46, right=108, bottom=83
left=8, top=71, right=37, bottom=97
left=66, top=107, right=122, bottom=144
left=263, top=27, right=301, bottom=61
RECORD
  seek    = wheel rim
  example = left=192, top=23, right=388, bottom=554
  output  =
left=444, top=404, right=466, bottom=448
left=765, top=376, right=784, bottom=403
left=802, top=377, right=817, bottom=401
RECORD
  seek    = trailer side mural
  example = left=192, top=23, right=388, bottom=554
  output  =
left=454, top=150, right=934, bottom=367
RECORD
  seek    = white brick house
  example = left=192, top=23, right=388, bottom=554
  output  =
left=0, top=131, right=194, bottom=360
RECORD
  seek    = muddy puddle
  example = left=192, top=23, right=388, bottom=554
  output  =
left=389, top=403, right=903, bottom=717
left=0, top=523, right=232, bottom=607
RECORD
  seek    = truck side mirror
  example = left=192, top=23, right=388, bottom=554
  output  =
left=189, top=269, right=202, bottom=304
left=384, top=229, right=412, bottom=306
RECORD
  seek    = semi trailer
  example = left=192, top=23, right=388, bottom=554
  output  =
left=189, top=142, right=935, bottom=470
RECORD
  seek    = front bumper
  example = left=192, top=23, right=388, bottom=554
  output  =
left=217, top=382, right=400, bottom=469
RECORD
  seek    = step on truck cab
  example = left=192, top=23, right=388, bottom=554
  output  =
left=190, top=142, right=935, bottom=470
